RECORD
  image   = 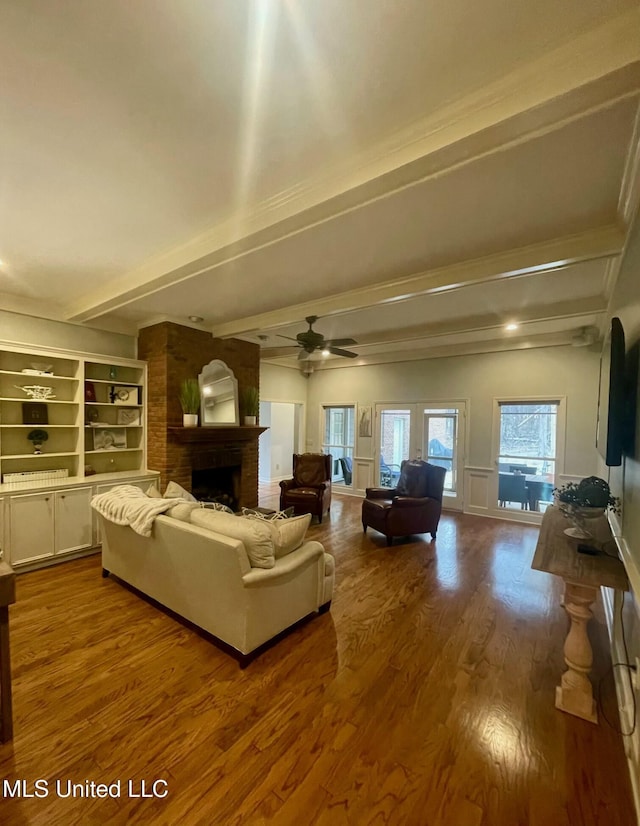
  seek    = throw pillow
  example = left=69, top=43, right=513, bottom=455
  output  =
left=241, top=507, right=292, bottom=520
left=166, top=501, right=200, bottom=522
left=190, top=509, right=275, bottom=569
left=164, top=481, right=197, bottom=502
left=147, top=484, right=162, bottom=498
left=202, top=501, right=234, bottom=513
left=263, top=513, right=312, bottom=558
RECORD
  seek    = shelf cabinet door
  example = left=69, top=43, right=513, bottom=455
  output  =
left=55, top=487, right=94, bottom=554
left=9, top=492, right=55, bottom=565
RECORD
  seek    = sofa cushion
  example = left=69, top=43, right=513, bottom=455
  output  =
left=244, top=513, right=311, bottom=558
left=190, top=509, right=275, bottom=569
left=164, top=481, right=197, bottom=502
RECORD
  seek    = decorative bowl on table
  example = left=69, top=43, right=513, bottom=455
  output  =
left=559, top=504, right=606, bottom=539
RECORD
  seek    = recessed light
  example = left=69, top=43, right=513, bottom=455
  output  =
left=321, top=349, right=330, bottom=357
left=188, top=315, right=204, bottom=323
left=505, top=323, right=519, bottom=331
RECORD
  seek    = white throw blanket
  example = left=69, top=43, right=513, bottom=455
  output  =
left=91, top=485, right=183, bottom=537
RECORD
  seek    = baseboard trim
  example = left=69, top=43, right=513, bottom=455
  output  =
left=603, top=586, right=640, bottom=825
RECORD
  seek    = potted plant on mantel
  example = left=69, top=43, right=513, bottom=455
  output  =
left=178, top=378, right=201, bottom=427
left=240, top=386, right=259, bottom=426
left=554, top=476, right=620, bottom=540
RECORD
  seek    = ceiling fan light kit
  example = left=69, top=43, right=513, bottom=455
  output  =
left=279, top=315, right=358, bottom=360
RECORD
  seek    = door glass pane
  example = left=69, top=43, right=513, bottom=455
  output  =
left=424, top=410, right=457, bottom=492
left=379, top=409, right=410, bottom=486
left=498, top=402, right=558, bottom=512
left=322, top=406, right=354, bottom=485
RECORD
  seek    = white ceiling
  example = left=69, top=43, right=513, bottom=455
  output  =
left=1, top=1, right=639, bottom=370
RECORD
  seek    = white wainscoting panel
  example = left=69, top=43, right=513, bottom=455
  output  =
left=464, top=467, right=492, bottom=514
left=353, top=457, right=374, bottom=496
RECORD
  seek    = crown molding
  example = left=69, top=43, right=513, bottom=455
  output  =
left=65, top=11, right=640, bottom=324
left=306, top=331, right=586, bottom=369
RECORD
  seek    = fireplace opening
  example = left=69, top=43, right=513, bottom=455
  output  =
left=191, top=447, right=242, bottom=510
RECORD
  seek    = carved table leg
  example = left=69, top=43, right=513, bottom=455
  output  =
left=555, top=581, right=598, bottom=723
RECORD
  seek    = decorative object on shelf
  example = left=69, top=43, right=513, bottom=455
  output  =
left=14, top=384, right=56, bottom=400
left=22, top=362, right=53, bottom=375
left=109, top=384, right=136, bottom=405
left=27, top=429, right=48, bottom=455
left=117, top=408, right=141, bottom=426
left=22, top=402, right=48, bottom=425
left=109, top=365, right=118, bottom=379
left=93, top=428, right=126, bottom=450
left=555, top=476, right=620, bottom=540
left=85, top=406, right=100, bottom=424
left=84, top=465, right=96, bottom=476
left=179, top=378, right=200, bottom=427
left=85, top=381, right=96, bottom=402
left=240, top=386, right=259, bottom=426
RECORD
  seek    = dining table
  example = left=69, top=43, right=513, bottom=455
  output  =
left=523, top=473, right=555, bottom=511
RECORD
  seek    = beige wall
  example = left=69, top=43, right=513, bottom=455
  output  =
left=0, top=309, right=136, bottom=358
left=260, top=363, right=308, bottom=405
left=303, top=345, right=600, bottom=476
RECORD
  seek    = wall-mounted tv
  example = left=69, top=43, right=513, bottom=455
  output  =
left=596, top=317, right=627, bottom=466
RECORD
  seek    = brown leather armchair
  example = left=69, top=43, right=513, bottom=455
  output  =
left=280, top=453, right=332, bottom=522
left=362, top=460, right=446, bottom=545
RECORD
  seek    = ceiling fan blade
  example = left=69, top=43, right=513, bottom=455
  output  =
left=328, top=346, right=358, bottom=359
left=326, top=338, right=357, bottom=347
left=297, top=349, right=312, bottom=360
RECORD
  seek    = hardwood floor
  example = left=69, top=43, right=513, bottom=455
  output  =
left=0, top=487, right=635, bottom=825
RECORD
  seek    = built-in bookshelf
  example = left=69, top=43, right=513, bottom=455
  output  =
left=0, top=344, right=148, bottom=489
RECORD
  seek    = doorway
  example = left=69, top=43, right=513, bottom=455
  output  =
left=375, top=402, right=466, bottom=510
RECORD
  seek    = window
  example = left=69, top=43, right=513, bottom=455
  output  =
left=322, top=405, right=355, bottom=484
left=497, top=401, right=560, bottom=511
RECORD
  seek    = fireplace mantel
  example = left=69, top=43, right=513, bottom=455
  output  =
left=168, top=426, right=267, bottom=443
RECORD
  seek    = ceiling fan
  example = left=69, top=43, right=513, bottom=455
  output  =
left=278, top=315, right=358, bottom=360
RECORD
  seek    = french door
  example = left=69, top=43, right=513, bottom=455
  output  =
left=375, top=402, right=466, bottom=510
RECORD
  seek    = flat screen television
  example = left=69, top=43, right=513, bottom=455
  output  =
left=596, top=317, right=626, bottom=466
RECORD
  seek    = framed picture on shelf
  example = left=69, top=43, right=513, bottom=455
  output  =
left=22, top=402, right=48, bottom=425
left=109, top=385, right=137, bottom=405
left=85, top=381, right=96, bottom=402
left=93, top=428, right=126, bottom=450
left=116, top=408, right=141, bottom=426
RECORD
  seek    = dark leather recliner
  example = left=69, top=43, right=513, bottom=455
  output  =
left=280, top=453, right=332, bottom=522
left=362, top=460, right=446, bottom=545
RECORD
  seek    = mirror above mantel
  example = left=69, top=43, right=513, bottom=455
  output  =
left=198, top=359, right=239, bottom=426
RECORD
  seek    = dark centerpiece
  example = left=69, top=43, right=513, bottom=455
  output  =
left=554, top=476, right=620, bottom=539
left=27, top=428, right=49, bottom=455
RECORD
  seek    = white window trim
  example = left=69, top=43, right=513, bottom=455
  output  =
left=493, top=396, right=566, bottom=478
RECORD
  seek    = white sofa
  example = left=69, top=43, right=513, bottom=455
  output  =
left=99, top=513, right=334, bottom=665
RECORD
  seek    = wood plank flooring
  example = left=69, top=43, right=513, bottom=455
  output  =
left=0, top=487, right=635, bottom=825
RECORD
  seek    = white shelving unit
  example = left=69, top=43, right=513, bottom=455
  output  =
left=0, top=343, right=158, bottom=570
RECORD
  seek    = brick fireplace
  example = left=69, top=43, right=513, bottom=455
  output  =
left=138, top=322, right=262, bottom=507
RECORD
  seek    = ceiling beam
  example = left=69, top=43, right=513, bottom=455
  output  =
left=210, top=226, right=622, bottom=339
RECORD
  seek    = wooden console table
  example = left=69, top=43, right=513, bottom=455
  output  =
left=532, top=506, right=628, bottom=723
left=0, top=560, right=16, bottom=741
